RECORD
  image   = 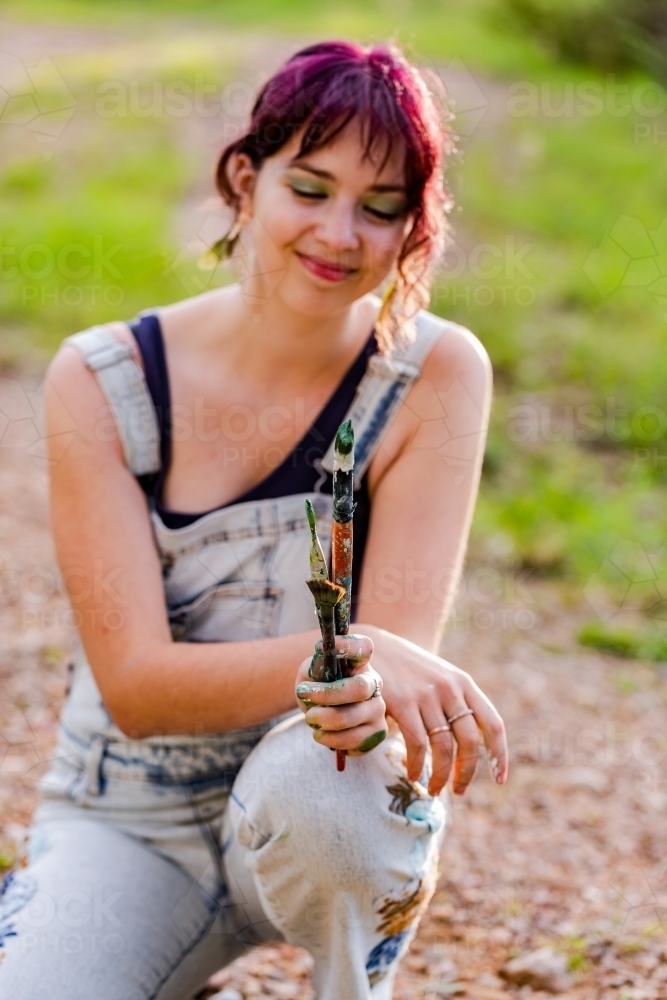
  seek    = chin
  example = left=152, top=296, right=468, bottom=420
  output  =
left=273, top=276, right=354, bottom=318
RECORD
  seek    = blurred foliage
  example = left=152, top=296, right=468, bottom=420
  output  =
left=1, top=0, right=667, bottom=630
left=498, top=0, right=667, bottom=81
left=578, top=620, right=667, bottom=660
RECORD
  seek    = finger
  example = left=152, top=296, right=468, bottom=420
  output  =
left=428, top=732, right=455, bottom=796
left=311, top=720, right=387, bottom=753
left=450, top=715, right=480, bottom=794
left=394, top=708, right=429, bottom=783
left=463, top=683, right=509, bottom=785
left=421, top=716, right=454, bottom=796
left=304, top=698, right=386, bottom=733
left=296, top=671, right=380, bottom=707
left=309, top=634, right=373, bottom=681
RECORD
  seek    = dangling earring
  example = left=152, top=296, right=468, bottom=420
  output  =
left=377, top=276, right=398, bottom=329
left=198, top=211, right=249, bottom=271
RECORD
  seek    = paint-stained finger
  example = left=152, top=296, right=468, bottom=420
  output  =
left=309, top=633, right=373, bottom=681
left=304, top=697, right=385, bottom=733
left=315, top=633, right=373, bottom=661
left=296, top=669, right=380, bottom=706
left=311, top=721, right=388, bottom=753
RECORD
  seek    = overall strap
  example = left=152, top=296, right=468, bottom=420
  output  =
left=320, top=310, right=449, bottom=487
left=64, top=325, right=161, bottom=477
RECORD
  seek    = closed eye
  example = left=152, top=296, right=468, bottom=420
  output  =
left=364, top=207, right=402, bottom=222
left=290, top=184, right=327, bottom=200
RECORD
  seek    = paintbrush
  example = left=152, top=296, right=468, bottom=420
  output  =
left=305, top=501, right=347, bottom=772
left=332, top=419, right=355, bottom=640
left=305, top=578, right=345, bottom=684
left=331, top=420, right=356, bottom=771
left=305, top=499, right=328, bottom=581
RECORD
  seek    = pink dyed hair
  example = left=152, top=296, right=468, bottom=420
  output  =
left=216, top=40, right=454, bottom=353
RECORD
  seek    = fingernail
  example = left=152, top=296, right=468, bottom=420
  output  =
left=296, top=683, right=319, bottom=697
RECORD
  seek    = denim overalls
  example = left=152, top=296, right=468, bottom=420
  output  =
left=0, top=309, right=455, bottom=1000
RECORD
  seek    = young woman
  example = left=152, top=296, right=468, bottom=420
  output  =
left=0, top=40, right=507, bottom=1000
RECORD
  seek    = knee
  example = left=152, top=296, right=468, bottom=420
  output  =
left=234, top=717, right=446, bottom=894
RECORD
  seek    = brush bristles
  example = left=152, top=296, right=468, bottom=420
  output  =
left=306, top=578, right=345, bottom=609
left=334, top=419, right=354, bottom=457
left=305, top=498, right=317, bottom=534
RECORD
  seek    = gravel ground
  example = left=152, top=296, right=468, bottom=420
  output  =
left=2, top=369, right=667, bottom=999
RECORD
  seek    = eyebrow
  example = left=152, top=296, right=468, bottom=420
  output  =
left=287, top=158, right=407, bottom=193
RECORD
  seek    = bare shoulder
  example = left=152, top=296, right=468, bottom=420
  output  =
left=367, top=312, right=491, bottom=492
left=45, top=321, right=136, bottom=452
left=418, top=312, right=492, bottom=394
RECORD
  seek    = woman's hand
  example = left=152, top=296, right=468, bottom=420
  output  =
left=356, top=624, right=508, bottom=798
left=295, top=633, right=388, bottom=756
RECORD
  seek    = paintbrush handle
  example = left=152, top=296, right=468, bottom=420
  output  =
left=320, top=606, right=338, bottom=684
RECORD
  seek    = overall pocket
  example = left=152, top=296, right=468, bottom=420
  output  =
left=167, top=579, right=284, bottom=642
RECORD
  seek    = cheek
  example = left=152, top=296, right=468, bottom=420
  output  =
left=365, top=229, right=405, bottom=276
left=254, top=190, right=307, bottom=249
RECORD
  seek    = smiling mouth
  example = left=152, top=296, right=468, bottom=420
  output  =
left=296, top=252, right=358, bottom=282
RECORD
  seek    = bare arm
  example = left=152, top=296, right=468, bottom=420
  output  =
left=296, top=322, right=508, bottom=794
left=46, top=341, right=319, bottom=740
left=357, top=320, right=492, bottom=649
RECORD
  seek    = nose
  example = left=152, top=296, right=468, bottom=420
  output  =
left=313, top=198, right=360, bottom=256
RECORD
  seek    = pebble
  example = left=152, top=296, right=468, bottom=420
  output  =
left=208, top=990, right=243, bottom=1000
left=501, top=946, right=573, bottom=993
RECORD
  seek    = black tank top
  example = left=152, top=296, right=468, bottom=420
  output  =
left=128, top=312, right=375, bottom=617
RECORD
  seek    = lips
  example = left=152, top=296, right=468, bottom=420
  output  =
left=296, top=252, right=357, bottom=283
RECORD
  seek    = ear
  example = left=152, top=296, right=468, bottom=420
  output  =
left=228, top=151, right=258, bottom=216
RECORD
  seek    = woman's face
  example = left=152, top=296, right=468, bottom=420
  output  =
left=233, top=121, right=413, bottom=321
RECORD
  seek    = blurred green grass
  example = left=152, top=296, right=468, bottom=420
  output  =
left=1, top=0, right=667, bottom=619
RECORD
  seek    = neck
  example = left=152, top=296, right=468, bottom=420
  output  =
left=213, top=286, right=376, bottom=391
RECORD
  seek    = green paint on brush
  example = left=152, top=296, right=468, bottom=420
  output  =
left=305, top=578, right=345, bottom=683
left=334, top=419, right=354, bottom=468
left=305, top=499, right=328, bottom=580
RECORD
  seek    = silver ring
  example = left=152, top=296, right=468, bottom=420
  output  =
left=368, top=677, right=382, bottom=699
left=446, top=707, right=474, bottom=725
